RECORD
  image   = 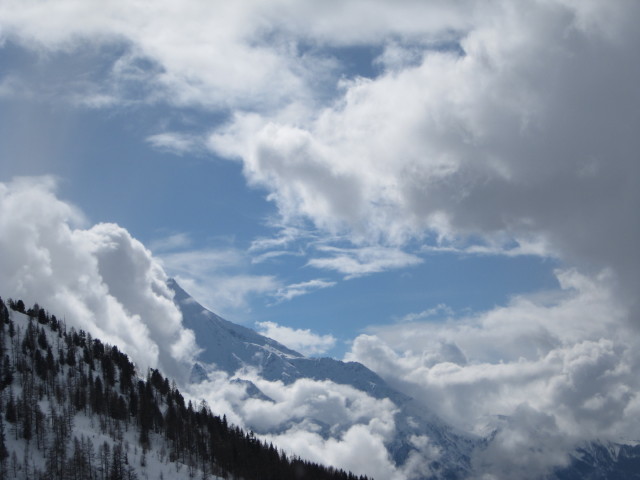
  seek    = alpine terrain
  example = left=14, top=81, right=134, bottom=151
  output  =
left=171, top=279, right=640, bottom=480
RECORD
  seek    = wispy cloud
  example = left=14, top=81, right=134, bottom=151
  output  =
left=249, top=225, right=309, bottom=253
left=396, top=304, right=454, bottom=323
left=308, top=246, right=423, bottom=279
left=146, top=132, right=204, bottom=156
left=420, top=236, right=554, bottom=259
left=255, top=320, right=336, bottom=356
left=149, top=232, right=192, bottom=253
left=250, top=249, right=302, bottom=265
left=158, top=247, right=278, bottom=319
left=272, top=278, right=336, bottom=303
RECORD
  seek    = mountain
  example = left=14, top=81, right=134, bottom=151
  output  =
left=0, top=297, right=370, bottom=480
left=171, top=279, right=304, bottom=380
left=171, top=278, right=478, bottom=479
left=554, top=442, right=640, bottom=480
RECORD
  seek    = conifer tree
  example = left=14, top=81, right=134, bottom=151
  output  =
left=0, top=417, right=9, bottom=465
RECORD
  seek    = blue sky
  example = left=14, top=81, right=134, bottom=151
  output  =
left=0, top=37, right=563, bottom=357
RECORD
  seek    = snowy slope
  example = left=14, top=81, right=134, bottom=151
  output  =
left=170, top=279, right=304, bottom=381
left=2, top=308, right=225, bottom=480
left=173, top=278, right=409, bottom=401
left=171, top=279, right=478, bottom=479
left=1, top=301, right=363, bottom=480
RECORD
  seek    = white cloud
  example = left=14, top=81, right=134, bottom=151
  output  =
left=153, top=237, right=335, bottom=318
left=0, top=1, right=312, bottom=110
left=149, top=232, right=192, bottom=252
left=272, top=278, right=336, bottom=303
left=159, top=248, right=246, bottom=276
left=308, top=245, right=423, bottom=279
left=4, top=1, right=638, bottom=301
left=419, top=235, right=554, bottom=259
left=188, top=372, right=402, bottom=479
left=205, top=1, right=640, bottom=313
left=265, top=423, right=402, bottom=480
left=146, top=132, right=204, bottom=156
left=397, top=304, right=454, bottom=323
left=256, top=320, right=336, bottom=356
left=250, top=249, right=299, bottom=265
left=346, top=269, right=639, bottom=477
left=0, top=177, right=198, bottom=380
left=249, top=225, right=311, bottom=253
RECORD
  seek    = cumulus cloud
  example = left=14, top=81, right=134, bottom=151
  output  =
left=0, top=177, right=198, bottom=380
left=188, top=372, right=402, bottom=479
left=207, top=1, right=640, bottom=312
left=346, top=269, right=640, bottom=476
left=255, top=320, right=336, bottom=356
left=2, top=2, right=638, bottom=297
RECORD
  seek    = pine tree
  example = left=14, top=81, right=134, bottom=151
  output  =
left=4, top=392, right=16, bottom=425
left=0, top=416, right=9, bottom=464
left=1, top=355, right=12, bottom=389
left=14, top=300, right=25, bottom=314
left=37, top=326, right=48, bottom=349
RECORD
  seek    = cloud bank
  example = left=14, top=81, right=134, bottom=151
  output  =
left=0, top=177, right=198, bottom=380
left=347, top=268, right=640, bottom=477
left=188, top=370, right=403, bottom=480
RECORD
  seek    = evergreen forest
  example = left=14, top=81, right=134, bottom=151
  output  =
left=0, top=297, right=371, bottom=480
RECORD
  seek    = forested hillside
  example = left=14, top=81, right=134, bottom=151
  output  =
left=0, top=297, right=370, bottom=480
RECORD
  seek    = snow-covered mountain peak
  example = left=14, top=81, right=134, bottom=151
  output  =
left=169, top=279, right=478, bottom=479
left=169, top=278, right=303, bottom=376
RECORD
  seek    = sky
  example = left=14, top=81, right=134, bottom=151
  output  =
left=0, top=0, right=571, bottom=356
left=1, top=1, right=640, bottom=478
